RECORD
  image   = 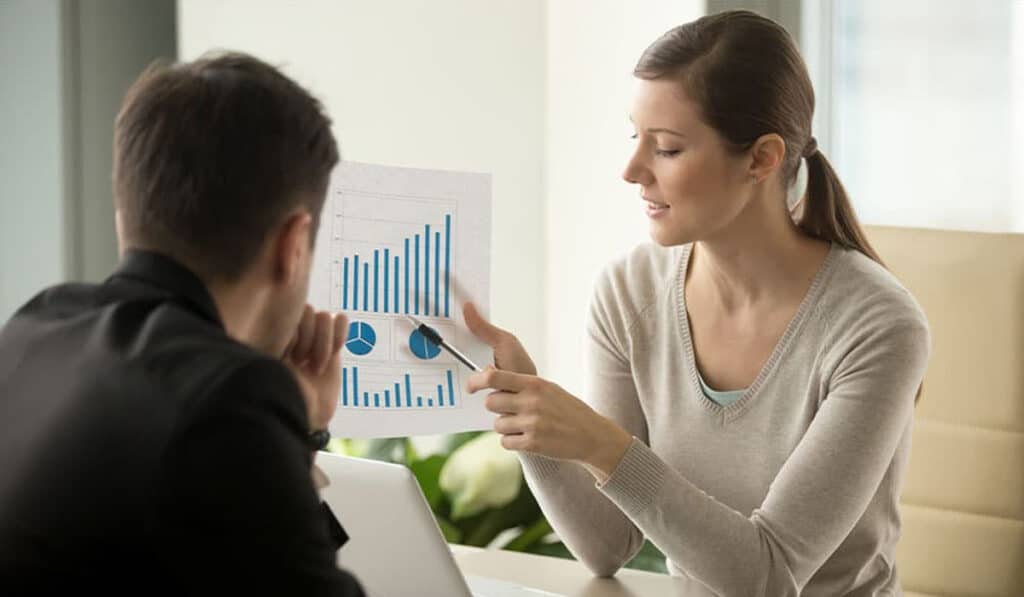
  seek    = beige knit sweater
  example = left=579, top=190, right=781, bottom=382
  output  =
left=521, top=242, right=930, bottom=596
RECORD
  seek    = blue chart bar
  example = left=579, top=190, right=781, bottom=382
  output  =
left=444, top=214, right=451, bottom=317
left=363, top=263, right=369, bottom=312
left=447, top=370, right=455, bottom=406
left=434, top=231, right=440, bottom=317
left=343, top=258, right=350, bottom=310
left=373, top=250, right=379, bottom=313
left=341, top=368, right=458, bottom=409
left=383, top=249, right=390, bottom=313
left=414, top=234, right=420, bottom=315
left=337, top=213, right=453, bottom=316
left=404, top=239, right=410, bottom=315
left=424, top=225, right=431, bottom=316
left=353, top=255, right=360, bottom=311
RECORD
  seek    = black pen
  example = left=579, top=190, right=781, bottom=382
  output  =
left=404, top=315, right=482, bottom=372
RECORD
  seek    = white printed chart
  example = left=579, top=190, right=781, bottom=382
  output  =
left=308, top=161, right=493, bottom=438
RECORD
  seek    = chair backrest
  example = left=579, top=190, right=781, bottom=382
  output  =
left=865, top=225, right=1024, bottom=597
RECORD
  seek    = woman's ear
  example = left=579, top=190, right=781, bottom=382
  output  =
left=749, top=133, right=786, bottom=183
left=273, top=210, right=313, bottom=285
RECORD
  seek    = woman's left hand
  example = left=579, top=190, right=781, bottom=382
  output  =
left=466, top=367, right=633, bottom=478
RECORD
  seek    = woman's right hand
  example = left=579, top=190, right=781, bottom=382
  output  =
left=463, top=302, right=537, bottom=375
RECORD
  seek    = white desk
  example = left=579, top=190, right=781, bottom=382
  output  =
left=452, top=545, right=714, bottom=597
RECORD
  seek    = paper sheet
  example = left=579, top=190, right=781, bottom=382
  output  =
left=308, top=161, right=493, bottom=438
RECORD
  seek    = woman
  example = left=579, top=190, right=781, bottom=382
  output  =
left=463, top=10, right=930, bottom=597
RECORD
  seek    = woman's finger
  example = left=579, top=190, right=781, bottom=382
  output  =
left=462, top=302, right=508, bottom=347
left=493, top=413, right=526, bottom=435
left=484, top=390, right=521, bottom=414
left=466, top=366, right=533, bottom=394
left=499, top=432, right=530, bottom=452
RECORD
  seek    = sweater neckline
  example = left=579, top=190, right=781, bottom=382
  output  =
left=674, top=242, right=841, bottom=422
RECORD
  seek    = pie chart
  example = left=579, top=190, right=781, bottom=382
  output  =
left=345, top=321, right=376, bottom=356
left=409, top=328, right=441, bottom=360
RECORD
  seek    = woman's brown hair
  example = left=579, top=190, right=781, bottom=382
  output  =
left=636, top=10, right=926, bottom=401
left=634, top=10, right=884, bottom=265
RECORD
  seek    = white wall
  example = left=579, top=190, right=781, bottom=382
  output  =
left=0, top=1, right=175, bottom=323
left=73, top=0, right=177, bottom=282
left=0, top=0, right=67, bottom=322
left=544, top=0, right=704, bottom=392
left=178, top=0, right=707, bottom=388
left=178, top=0, right=547, bottom=367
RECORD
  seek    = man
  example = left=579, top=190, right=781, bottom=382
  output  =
left=0, top=53, right=364, bottom=595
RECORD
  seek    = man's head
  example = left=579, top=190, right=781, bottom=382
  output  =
left=113, top=52, right=338, bottom=353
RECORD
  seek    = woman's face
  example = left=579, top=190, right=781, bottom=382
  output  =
left=623, top=78, right=754, bottom=247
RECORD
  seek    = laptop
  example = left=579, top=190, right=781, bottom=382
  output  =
left=314, top=451, right=564, bottom=597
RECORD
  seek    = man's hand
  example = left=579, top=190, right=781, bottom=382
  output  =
left=283, top=305, right=348, bottom=430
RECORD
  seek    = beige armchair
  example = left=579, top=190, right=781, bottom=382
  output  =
left=866, top=226, right=1024, bottom=597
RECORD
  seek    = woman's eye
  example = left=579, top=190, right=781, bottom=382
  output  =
left=655, top=149, right=681, bottom=157
left=629, top=133, right=638, bottom=141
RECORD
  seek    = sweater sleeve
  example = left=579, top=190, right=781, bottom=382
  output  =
left=596, top=313, right=930, bottom=596
left=518, top=267, right=651, bottom=577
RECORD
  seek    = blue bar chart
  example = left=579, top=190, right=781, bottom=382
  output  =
left=342, top=366, right=457, bottom=410
left=308, top=161, right=492, bottom=437
left=340, top=214, right=453, bottom=318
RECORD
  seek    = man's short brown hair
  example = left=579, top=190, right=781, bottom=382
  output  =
left=113, top=52, right=339, bottom=281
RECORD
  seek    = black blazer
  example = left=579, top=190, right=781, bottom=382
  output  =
left=0, top=251, right=364, bottom=596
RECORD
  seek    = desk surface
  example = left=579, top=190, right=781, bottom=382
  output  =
left=451, top=545, right=709, bottom=597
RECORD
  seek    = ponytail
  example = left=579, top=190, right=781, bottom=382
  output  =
left=799, top=150, right=884, bottom=267
left=800, top=149, right=924, bottom=403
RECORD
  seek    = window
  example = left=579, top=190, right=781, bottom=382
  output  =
left=804, top=0, right=1024, bottom=233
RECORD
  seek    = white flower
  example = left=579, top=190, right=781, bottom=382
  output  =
left=440, top=432, right=523, bottom=519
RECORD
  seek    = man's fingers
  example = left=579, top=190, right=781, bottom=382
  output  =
left=291, top=305, right=315, bottom=363
left=282, top=332, right=298, bottom=360
left=332, top=313, right=349, bottom=354
left=462, top=302, right=506, bottom=348
left=310, top=311, right=333, bottom=374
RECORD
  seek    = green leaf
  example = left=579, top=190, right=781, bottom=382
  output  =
left=441, top=431, right=484, bottom=455
left=624, top=540, right=667, bottom=574
left=363, top=438, right=407, bottom=463
left=403, top=438, right=419, bottom=466
left=409, top=454, right=447, bottom=510
left=501, top=517, right=552, bottom=552
left=526, top=541, right=573, bottom=560
left=435, top=515, right=463, bottom=544
left=451, top=479, right=541, bottom=546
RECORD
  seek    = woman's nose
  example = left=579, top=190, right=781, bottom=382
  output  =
left=622, top=151, right=649, bottom=186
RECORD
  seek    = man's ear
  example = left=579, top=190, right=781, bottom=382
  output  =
left=749, top=133, right=786, bottom=183
left=273, top=211, right=313, bottom=285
